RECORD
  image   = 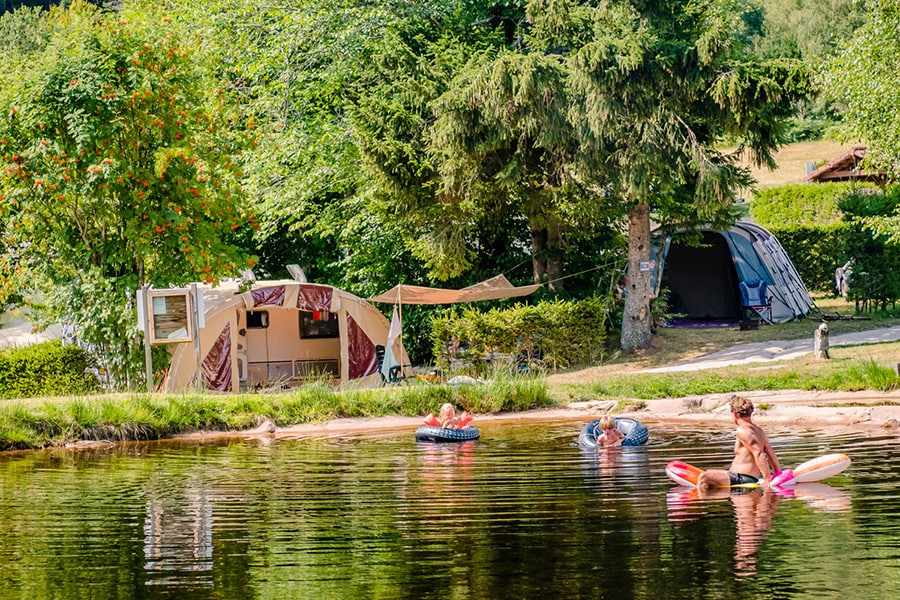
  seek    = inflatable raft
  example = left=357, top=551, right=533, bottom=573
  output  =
left=666, top=452, right=851, bottom=488
left=577, top=417, right=649, bottom=448
left=414, top=426, right=480, bottom=443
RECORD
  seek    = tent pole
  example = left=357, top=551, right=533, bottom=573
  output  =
left=397, top=290, right=404, bottom=375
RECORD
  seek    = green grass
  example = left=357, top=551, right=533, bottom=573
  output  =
left=550, top=352, right=900, bottom=402
left=0, top=374, right=554, bottom=450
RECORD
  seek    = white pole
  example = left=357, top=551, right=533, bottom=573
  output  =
left=139, top=285, right=153, bottom=393
left=190, top=283, right=203, bottom=390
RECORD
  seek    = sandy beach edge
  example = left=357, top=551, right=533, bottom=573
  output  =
left=165, top=388, right=900, bottom=444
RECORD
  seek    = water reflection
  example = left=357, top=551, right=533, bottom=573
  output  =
left=0, top=421, right=897, bottom=598
left=143, top=476, right=214, bottom=588
left=667, top=486, right=781, bottom=578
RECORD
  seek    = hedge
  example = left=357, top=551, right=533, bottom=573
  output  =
left=751, top=184, right=900, bottom=303
left=751, top=183, right=851, bottom=227
left=0, top=340, right=99, bottom=399
left=431, top=296, right=608, bottom=374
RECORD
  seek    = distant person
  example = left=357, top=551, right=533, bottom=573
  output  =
left=696, top=395, right=781, bottom=491
left=596, top=415, right=627, bottom=447
left=835, top=260, right=852, bottom=301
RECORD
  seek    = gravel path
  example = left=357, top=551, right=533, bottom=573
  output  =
left=641, top=325, right=900, bottom=373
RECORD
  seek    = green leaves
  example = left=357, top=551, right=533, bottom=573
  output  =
left=0, top=3, right=257, bottom=386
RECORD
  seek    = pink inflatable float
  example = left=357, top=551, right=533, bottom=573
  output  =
left=666, top=453, right=851, bottom=488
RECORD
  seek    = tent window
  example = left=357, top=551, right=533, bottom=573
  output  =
left=246, top=311, right=269, bottom=329
left=300, top=310, right=339, bottom=339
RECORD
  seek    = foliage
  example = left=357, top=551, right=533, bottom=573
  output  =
left=0, top=4, right=52, bottom=54
left=824, top=1, right=900, bottom=175
left=431, top=296, right=609, bottom=374
left=0, top=3, right=256, bottom=386
left=0, top=340, right=97, bottom=399
left=753, top=0, right=868, bottom=63
left=749, top=0, right=867, bottom=143
left=750, top=182, right=852, bottom=226
left=145, top=0, right=428, bottom=290
left=838, top=187, right=900, bottom=310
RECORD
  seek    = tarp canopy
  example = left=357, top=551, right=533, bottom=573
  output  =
left=370, top=275, right=541, bottom=305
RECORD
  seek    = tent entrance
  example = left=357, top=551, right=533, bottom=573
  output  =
left=661, top=232, right=741, bottom=321
left=240, top=307, right=341, bottom=389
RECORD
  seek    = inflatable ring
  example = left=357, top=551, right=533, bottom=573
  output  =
left=577, top=417, right=649, bottom=448
left=415, top=426, right=481, bottom=443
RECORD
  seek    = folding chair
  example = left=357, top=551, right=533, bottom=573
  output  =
left=374, top=345, right=404, bottom=384
left=739, top=280, right=772, bottom=324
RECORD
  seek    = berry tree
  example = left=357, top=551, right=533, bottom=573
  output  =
left=0, top=4, right=257, bottom=385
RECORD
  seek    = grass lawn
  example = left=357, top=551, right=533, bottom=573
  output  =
left=546, top=294, right=900, bottom=401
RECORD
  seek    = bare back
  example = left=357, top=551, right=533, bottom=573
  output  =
left=729, top=421, right=779, bottom=478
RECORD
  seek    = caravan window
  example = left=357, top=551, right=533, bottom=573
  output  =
left=300, top=311, right=339, bottom=339
left=246, top=311, right=269, bottom=328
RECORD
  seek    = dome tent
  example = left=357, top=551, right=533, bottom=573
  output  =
left=653, top=221, right=813, bottom=324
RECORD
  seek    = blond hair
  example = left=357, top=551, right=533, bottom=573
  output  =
left=729, top=395, right=754, bottom=416
left=599, top=415, right=616, bottom=431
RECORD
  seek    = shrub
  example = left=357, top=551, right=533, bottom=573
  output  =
left=431, top=296, right=608, bottom=374
left=750, top=182, right=852, bottom=227
left=0, top=341, right=99, bottom=399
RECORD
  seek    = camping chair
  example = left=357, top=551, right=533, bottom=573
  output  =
left=375, top=345, right=404, bottom=384
left=739, top=279, right=772, bottom=324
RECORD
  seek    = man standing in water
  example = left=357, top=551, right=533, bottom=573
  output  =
left=696, top=395, right=781, bottom=491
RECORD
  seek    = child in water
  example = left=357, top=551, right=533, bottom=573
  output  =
left=439, top=403, right=460, bottom=429
left=596, top=415, right=626, bottom=447
left=423, top=403, right=474, bottom=429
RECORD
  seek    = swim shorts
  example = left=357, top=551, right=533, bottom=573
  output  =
left=728, top=471, right=758, bottom=486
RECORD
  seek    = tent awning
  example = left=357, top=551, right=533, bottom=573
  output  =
left=370, top=275, right=540, bottom=305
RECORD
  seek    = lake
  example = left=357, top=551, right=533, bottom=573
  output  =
left=0, top=418, right=896, bottom=599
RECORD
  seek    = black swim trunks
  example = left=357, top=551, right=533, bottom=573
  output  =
left=728, top=471, right=758, bottom=486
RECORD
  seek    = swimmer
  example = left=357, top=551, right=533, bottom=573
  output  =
left=596, top=415, right=626, bottom=447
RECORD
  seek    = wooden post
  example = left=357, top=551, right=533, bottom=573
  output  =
left=814, top=322, right=830, bottom=360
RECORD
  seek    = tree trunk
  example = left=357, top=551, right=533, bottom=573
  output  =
left=531, top=226, right=547, bottom=284
left=546, top=221, right=563, bottom=292
left=620, top=203, right=653, bottom=353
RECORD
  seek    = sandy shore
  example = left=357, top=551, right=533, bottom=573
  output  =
left=170, top=388, right=900, bottom=444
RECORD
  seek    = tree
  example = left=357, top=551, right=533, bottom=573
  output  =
left=142, top=0, right=422, bottom=287
left=753, top=0, right=867, bottom=63
left=349, top=1, right=624, bottom=291
left=822, top=2, right=900, bottom=246
left=429, top=0, right=810, bottom=352
left=824, top=1, right=900, bottom=174
left=0, top=3, right=256, bottom=384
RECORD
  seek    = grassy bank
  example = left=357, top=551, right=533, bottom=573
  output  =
left=3, top=297, right=900, bottom=451
left=550, top=347, right=900, bottom=402
left=5, top=339, right=900, bottom=451
left=0, top=375, right=552, bottom=451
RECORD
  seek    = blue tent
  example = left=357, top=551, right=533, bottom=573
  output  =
left=653, top=221, right=813, bottom=323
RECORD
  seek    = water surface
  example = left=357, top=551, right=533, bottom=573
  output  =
left=0, top=419, right=897, bottom=599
